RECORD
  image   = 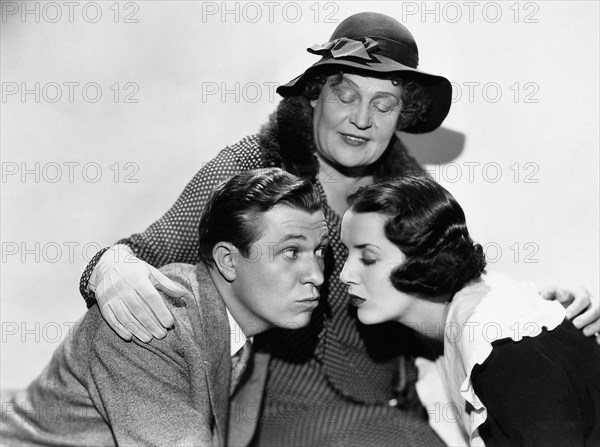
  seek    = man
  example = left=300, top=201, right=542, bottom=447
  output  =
left=1, top=168, right=329, bottom=446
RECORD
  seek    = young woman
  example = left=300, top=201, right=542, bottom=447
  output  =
left=340, top=176, right=600, bottom=446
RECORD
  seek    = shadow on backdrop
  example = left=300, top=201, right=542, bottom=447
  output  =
left=399, top=126, right=465, bottom=165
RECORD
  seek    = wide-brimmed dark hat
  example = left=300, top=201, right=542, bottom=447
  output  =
left=277, top=12, right=452, bottom=133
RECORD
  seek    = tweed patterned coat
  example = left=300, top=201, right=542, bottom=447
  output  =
left=1, top=263, right=250, bottom=446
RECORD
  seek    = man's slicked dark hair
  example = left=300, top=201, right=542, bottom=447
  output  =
left=198, top=168, right=322, bottom=265
left=346, top=175, right=486, bottom=301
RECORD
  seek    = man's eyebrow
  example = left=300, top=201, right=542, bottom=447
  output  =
left=276, top=233, right=330, bottom=246
left=278, top=234, right=307, bottom=243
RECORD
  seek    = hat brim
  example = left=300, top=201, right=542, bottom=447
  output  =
left=277, top=54, right=452, bottom=134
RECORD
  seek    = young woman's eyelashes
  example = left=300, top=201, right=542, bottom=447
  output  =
left=360, top=255, right=378, bottom=266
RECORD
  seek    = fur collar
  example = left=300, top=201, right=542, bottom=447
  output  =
left=258, top=96, right=426, bottom=181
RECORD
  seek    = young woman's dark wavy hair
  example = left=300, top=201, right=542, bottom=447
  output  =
left=346, top=176, right=486, bottom=302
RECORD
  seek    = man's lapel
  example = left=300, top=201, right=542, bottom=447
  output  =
left=193, top=263, right=231, bottom=445
left=189, top=262, right=268, bottom=447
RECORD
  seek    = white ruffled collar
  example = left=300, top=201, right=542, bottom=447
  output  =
left=443, top=271, right=566, bottom=446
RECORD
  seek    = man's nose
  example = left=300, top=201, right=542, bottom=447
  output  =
left=303, top=255, right=325, bottom=286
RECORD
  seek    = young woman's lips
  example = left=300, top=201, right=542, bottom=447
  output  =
left=340, top=133, right=369, bottom=146
left=349, top=294, right=366, bottom=307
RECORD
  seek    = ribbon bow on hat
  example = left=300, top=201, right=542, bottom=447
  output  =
left=308, top=37, right=379, bottom=61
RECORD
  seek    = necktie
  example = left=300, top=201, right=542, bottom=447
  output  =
left=230, top=339, right=252, bottom=395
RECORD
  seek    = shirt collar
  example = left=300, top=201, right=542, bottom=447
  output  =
left=226, top=307, right=251, bottom=357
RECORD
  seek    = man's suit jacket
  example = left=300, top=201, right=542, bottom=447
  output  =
left=1, top=263, right=266, bottom=446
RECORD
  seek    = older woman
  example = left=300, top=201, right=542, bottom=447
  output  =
left=80, top=12, right=598, bottom=446
left=340, top=176, right=600, bottom=446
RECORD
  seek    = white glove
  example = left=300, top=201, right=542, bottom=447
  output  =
left=89, top=244, right=184, bottom=342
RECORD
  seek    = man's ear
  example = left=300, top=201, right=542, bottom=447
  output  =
left=212, top=242, right=239, bottom=282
